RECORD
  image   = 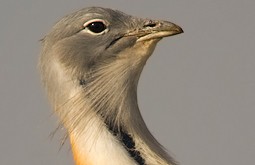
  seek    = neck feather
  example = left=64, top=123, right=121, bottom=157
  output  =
left=57, top=59, right=177, bottom=165
left=41, top=43, right=177, bottom=165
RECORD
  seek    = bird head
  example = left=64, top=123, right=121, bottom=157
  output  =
left=41, top=7, right=182, bottom=79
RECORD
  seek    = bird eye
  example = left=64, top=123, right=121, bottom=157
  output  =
left=86, top=21, right=107, bottom=33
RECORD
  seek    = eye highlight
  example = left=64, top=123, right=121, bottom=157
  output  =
left=83, top=19, right=108, bottom=35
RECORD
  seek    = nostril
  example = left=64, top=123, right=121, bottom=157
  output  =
left=143, top=20, right=157, bottom=28
left=146, top=23, right=157, bottom=28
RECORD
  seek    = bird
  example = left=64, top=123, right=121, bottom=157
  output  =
left=39, top=7, right=183, bottom=165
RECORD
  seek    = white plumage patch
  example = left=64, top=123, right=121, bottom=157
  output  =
left=70, top=117, right=138, bottom=165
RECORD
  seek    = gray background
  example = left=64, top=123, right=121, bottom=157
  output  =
left=1, top=0, right=254, bottom=165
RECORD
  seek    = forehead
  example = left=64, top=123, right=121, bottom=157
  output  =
left=45, top=7, right=134, bottom=44
left=74, top=7, right=131, bottom=24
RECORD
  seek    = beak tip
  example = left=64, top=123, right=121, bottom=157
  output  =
left=180, top=27, right=184, bottom=33
left=172, top=24, right=184, bottom=35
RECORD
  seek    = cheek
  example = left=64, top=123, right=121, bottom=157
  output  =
left=106, top=36, right=137, bottom=54
left=53, top=37, right=100, bottom=73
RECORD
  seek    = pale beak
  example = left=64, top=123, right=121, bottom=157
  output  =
left=125, top=20, right=183, bottom=42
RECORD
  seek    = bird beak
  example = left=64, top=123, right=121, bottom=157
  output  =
left=125, top=20, right=183, bottom=42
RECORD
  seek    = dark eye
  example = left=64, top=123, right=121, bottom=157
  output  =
left=87, top=21, right=106, bottom=33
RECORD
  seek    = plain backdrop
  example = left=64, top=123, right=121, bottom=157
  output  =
left=1, top=0, right=255, bottom=165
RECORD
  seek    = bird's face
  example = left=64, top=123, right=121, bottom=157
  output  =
left=43, top=7, right=182, bottom=81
